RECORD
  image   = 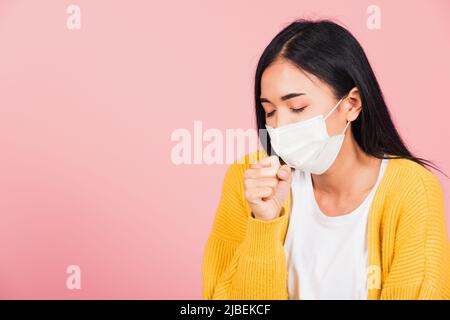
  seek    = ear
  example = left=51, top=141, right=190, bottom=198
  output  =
left=344, top=87, right=362, bottom=122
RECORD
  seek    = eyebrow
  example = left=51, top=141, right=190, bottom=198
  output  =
left=260, top=92, right=306, bottom=104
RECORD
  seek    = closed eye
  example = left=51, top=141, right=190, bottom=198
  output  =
left=265, top=106, right=307, bottom=118
left=266, top=110, right=275, bottom=117
left=292, top=106, right=307, bottom=113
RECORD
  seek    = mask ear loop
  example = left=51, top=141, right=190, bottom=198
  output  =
left=324, top=96, right=345, bottom=120
left=324, top=95, right=351, bottom=135
left=342, top=120, right=351, bottom=135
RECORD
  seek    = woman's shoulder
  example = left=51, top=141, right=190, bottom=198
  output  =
left=387, top=156, right=443, bottom=190
left=384, top=156, right=444, bottom=206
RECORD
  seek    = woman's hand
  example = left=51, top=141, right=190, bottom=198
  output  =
left=244, top=155, right=292, bottom=221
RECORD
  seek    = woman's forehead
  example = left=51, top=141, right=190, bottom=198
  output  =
left=260, top=59, right=330, bottom=99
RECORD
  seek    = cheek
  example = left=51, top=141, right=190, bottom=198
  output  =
left=265, top=117, right=275, bottom=128
left=325, top=117, right=344, bottom=136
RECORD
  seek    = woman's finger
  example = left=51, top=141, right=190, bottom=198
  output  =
left=245, top=187, right=274, bottom=201
left=244, top=177, right=278, bottom=189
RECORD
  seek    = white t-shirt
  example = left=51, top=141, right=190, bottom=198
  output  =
left=283, top=158, right=388, bottom=300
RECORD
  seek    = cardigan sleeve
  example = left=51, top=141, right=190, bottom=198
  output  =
left=202, top=160, right=289, bottom=300
left=380, top=171, right=450, bottom=300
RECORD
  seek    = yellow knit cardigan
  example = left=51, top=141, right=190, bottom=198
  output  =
left=202, top=150, right=450, bottom=300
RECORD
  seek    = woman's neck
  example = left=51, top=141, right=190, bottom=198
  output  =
left=311, top=132, right=381, bottom=198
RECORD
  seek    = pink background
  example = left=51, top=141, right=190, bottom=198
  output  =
left=0, top=0, right=449, bottom=299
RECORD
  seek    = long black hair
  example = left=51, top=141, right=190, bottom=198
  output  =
left=254, top=19, right=447, bottom=177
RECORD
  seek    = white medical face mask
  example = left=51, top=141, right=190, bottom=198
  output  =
left=265, top=96, right=350, bottom=175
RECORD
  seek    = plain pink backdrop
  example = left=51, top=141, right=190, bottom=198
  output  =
left=0, top=0, right=449, bottom=299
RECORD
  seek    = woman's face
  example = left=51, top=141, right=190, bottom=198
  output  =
left=260, top=58, right=349, bottom=136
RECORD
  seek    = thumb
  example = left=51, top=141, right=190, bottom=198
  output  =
left=275, top=164, right=292, bottom=203
left=276, top=164, right=292, bottom=183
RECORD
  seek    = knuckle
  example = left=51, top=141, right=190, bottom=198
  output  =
left=244, top=190, right=253, bottom=200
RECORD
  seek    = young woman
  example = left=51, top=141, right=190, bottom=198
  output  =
left=202, top=19, right=450, bottom=300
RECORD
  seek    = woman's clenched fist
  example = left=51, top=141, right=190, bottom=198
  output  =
left=244, top=155, right=292, bottom=221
